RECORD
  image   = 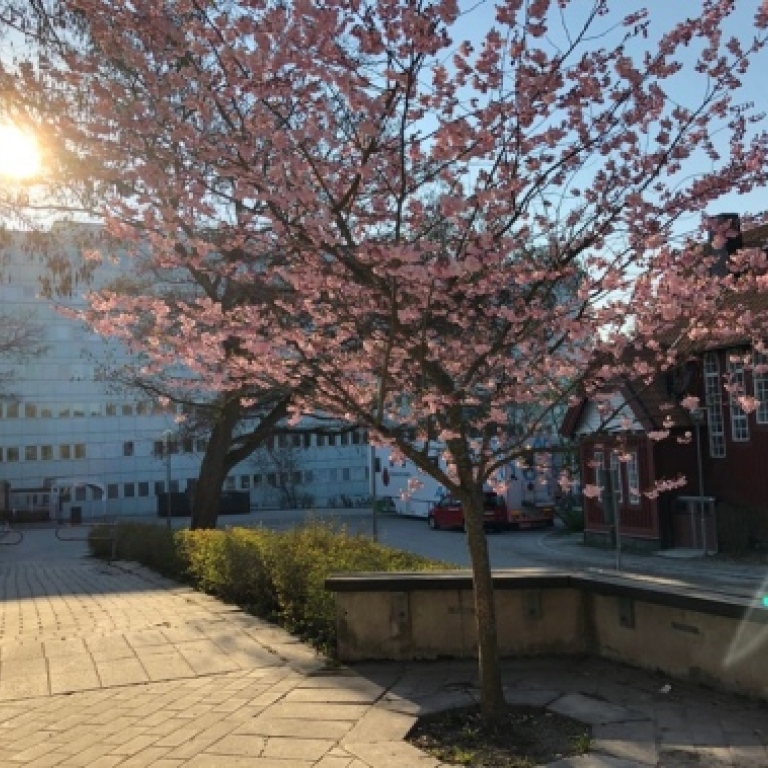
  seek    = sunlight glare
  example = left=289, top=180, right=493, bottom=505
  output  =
left=0, top=124, right=41, bottom=179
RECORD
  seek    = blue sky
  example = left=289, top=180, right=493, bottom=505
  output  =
left=450, top=1, right=768, bottom=228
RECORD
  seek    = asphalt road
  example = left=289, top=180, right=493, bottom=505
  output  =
left=4, top=508, right=768, bottom=601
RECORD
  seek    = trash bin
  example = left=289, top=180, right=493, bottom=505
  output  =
left=70, top=506, right=82, bottom=525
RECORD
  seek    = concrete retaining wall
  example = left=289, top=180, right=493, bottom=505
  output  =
left=326, top=570, right=768, bottom=700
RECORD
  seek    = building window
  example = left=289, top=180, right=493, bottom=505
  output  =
left=593, top=449, right=604, bottom=492
left=224, top=477, right=235, bottom=490
left=60, top=445, right=71, bottom=460
left=292, top=434, right=301, bottom=448
left=183, top=438, right=193, bottom=453
left=41, top=445, right=53, bottom=461
left=240, top=475, right=250, bottom=489
left=292, top=471, right=302, bottom=485
left=6, top=402, right=19, bottom=418
left=267, top=473, right=277, bottom=487
left=328, top=434, right=337, bottom=446
left=302, top=433, right=312, bottom=448
left=123, top=442, right=134, bottom=457
left=342, top=467, right=351, bottom=482
left=352, top=430, right=361, bottom=445
left=610, top=453, right=622, bottom=505
left=170, top=480, right=180, bottom=493
left=106, top=403, right=117, bottom=416
left=626, top=453, right=640, bottom=505
left=6, top=447, right=18, bottom=462
left=124, top=483, right=135, bottom=498
left=727, top=352, right=749, bottom=442
left=154, top=481, right=165, bottom=495
left=75, top=487, right=86, bottom=501
left=340, top=432, right=349, bottom=446
left=107, top=484, right=119, bottom=499
left=755, top=352, right=768, bottom=424
left=40, top=404, right=53, bottom=418
left=138, top=482, right=149, bottom=497
left=25, top=446, right=38, bottom=461
left=196, top=439, right=207, bottom=452
left=73, top=404, right=86, bottom=417
left=317, top=434, right=326, bottom=447
left=74, top=444, right=86, bottom=459
left=24, top=403, right=36, bottom=418
left=121, top=404, right=133, bottom=416
left=253, top=473, right=262, bottom=486
left=704, top=352, right=726, bottom=458
left=58, top=405, right=70, bottom=418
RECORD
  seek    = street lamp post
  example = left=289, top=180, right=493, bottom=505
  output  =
left=163, top=431, right=173, bottom=529
left=370, top=442, right=378, bottom=542
left=691, top=408, right=707, bottom=552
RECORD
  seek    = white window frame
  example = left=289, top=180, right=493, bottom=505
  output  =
left=626, top=452, right=640, bottom=506
left=727, top=351, right=749, bottom=442
left=754, top=351, right=768, bottom=424
left=593, top=450, right=604, bottom=497
left=610, top=453, right=623, bottom=504
left=704, top=352, right=726, bottom=458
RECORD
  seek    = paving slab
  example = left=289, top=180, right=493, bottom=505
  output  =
left=1, top=538, right=767, bottom=767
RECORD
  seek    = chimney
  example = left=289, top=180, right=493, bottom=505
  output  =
left=707, top=213, right=742, bottom=276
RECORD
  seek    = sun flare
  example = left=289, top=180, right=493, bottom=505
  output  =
left=0, top=124, right=41, bottom=179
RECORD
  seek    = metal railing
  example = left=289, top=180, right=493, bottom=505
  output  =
left=0, top=522, right=23, bottom=546
left=55, top=516, right=119, bottom=562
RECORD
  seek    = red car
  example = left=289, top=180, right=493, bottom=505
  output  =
left=427, top=492, right=508, bottom=532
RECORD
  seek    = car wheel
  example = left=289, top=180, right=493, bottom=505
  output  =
left=428, top=514, right=439, bottom=530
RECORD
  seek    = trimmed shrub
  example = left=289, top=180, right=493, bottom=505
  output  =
left=88, top=519, right=450, bottom=655
left=88, top=523, right=185, bottom=579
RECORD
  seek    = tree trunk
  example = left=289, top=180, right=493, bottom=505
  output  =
left=190, top=399, right=241, bottom=529
left=463, top=484, right=507, bottom=725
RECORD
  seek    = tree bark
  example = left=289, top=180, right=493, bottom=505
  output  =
left=190, top=398, right=242, bottom=529
left=462, top=484, right=506, bottom=725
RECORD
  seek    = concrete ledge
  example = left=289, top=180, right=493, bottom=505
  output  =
left=326, top=570, right=768, bottom=700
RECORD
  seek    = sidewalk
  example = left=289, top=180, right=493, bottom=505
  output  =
left=0, top=529, right=765, bottom=766
left=539, top=529, right=768, bottom=599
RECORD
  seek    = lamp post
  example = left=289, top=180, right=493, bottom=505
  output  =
left=691, top=408, right=707, bottom=552
left=163, top=431, right=173, bottom=529
left=370, top=442, right=378, bottom=542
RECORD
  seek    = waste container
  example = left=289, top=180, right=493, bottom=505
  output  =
left=70, top=506, right=82, bottom=525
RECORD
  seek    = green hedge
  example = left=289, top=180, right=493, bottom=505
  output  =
left=89, top=520, right=450, bottom=655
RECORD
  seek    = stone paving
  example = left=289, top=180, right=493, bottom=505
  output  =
left=0, top=529, right=766, bottom=766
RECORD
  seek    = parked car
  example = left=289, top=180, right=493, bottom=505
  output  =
left=427, top=491, right=508, bottom=532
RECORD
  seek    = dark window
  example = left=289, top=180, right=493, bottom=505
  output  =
left=107, top=484, right=119, bottom=499
left=123, top=442, right=134, bottom=457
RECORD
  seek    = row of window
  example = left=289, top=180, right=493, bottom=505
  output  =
left=0, top=430, right=370, bottom=463
left=235, top=466, right=364, bottom=489
left=0, top=401, right=177, bottom=419
left=703, top=350, right=768, bottom=459
left=11, top=465, right=370, bottom=508
left=0, top=444, right=87, bottom=462
left=593, top=450, right=641, bottom=508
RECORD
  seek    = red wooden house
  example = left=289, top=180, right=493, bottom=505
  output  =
left=562, top=216, right=768, bottom=552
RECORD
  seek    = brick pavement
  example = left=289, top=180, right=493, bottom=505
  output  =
left=0, top=528, right=766, bottom=767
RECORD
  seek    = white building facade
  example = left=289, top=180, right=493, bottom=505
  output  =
left=0, top=223, right=369, bottom=520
